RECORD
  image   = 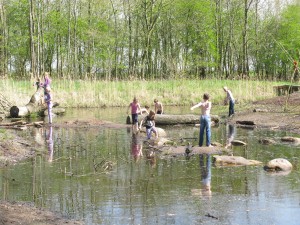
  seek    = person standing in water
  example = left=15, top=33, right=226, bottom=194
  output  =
left=44, top=86, right=53, bottom=124
left=127, top=97, right=142, bottom=133
left=223, top=86, right=235, bottom=117
left=154, top=99, right=164, bottom=114
left=190, top=93, right=212, bottom=147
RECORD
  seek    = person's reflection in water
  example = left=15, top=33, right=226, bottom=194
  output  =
left=225, top=124, right=236, bottom=149
left=131, top=133, right=143, bottom=162
left=146, top=150, right=156, bottom=168
left=46, top=126, right=54, bottom=162
left=200, top=154, right=212, bottom=197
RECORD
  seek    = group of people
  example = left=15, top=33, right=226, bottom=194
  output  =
left=127, top=97, right=164, bottom=139
left=128, top=86, right=235, bottom=146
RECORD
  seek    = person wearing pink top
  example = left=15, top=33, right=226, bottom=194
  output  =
left=190, top=93, right=212, bottom=147
left=127, top=97, right=142, bottom=133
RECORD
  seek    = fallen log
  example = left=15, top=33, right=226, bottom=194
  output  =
left=10, top=87, right=45, bottom=118
left=0, top=121, right=26, bottom=126
left=139, top=114, right=219, bottom=125
left=9, top=87, right=64, bottom=118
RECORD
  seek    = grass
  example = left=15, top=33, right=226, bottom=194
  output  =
left=0, top=78, right=285, bottom=108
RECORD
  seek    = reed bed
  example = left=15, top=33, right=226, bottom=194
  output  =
left=0, top=79, right=283, bottom=108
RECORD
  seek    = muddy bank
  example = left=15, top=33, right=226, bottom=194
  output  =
left=0, top=201, right=83, bottom=225
left=229, top=92, right=300, bottom=134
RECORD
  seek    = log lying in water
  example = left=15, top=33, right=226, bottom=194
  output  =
left=139, top=114, right=219, bottom=125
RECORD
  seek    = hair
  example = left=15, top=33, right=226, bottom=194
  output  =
left=133, top=97, right=138, bottom=102
left=154, top=99, right=158, bottom=103
left=203, top=93, right=210, bottom=100
left=148, top=110, right=156, bottom=119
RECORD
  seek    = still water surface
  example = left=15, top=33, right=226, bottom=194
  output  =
left=1, top=106, right=300, bottom=225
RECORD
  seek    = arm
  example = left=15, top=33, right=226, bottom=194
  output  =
left=190, top=102, right=203, bottom=110
left=139, top=117, right=146, bottom=130
left=137, top=103, right=142, bottom=115
left=160, top=103, right=164, bottom=113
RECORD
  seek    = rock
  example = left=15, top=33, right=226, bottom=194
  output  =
left=264, top=158, right=293, bottom=171
left=281, top=136, right=300, bottom=143
left=236, top=120, right=256, bottom=126
left=213, top=155, right=262, bottom=166
left=253, top=108, right=268, bottom=112
left=156, top=127, right=167, bottom=137
left=259, top=138, right=275, bottom=145
left=231, top=140, right=247, bottom=146
left=211, top=142, right=223, bottom=147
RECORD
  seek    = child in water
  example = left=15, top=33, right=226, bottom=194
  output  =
left=190, top=93, right=212, bottom=147
left=44, top=86, right=53, bottom=124
left=127, top=97, right=142, bottom=133
left=140, top=110, right=158, bottom=139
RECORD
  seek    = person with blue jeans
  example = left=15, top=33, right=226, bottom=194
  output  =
left=223, top=86, right=235, bottom=117
left=190, top=93, right=212, bottom=147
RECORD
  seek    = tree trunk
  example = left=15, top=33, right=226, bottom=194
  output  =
left=10, top=87, right=45, bottom=118
left=139, top=114, right=219, bottom=125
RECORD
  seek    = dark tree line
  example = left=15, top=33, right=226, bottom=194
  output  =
left=0, top=0, right=299, bottom=80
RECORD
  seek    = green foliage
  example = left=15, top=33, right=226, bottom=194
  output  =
left=0, top=0, right=298, bottom=80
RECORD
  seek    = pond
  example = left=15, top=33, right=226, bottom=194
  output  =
left=1, top=106, right=300, bottom=225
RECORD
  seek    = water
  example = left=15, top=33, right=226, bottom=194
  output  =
left=1, top=106, right=300, bottom=225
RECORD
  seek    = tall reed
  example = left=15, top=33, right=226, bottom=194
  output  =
left=0, top=78, right=283, bottom=108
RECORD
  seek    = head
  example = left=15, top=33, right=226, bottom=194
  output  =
left=133, top=97, right=138, bottom=103
left=145, top=105, right=150, bottom=109
left=223, top=86, right=228, bottom=92
left=149, top=110, right=156, bottom=119
left=154, top=99, right=158, bottom=103
left=46, top=86, right=51, bottom=93
left=203, top=93, right=210, bottom=101
left=44, top=72, right=49, bottom=79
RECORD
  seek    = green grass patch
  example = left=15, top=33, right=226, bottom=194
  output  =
left=0, top=78, right=285, bottom=108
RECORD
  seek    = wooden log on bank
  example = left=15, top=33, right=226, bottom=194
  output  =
left=10, top=87, right=45, bottom=118
left=139, top=114, right=219, bottom=125
left=9, top=87, right=64, bottom=118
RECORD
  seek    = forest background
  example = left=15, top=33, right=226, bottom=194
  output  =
left=0, top=0, right=299, bottom=108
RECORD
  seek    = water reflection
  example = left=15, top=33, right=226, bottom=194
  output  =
left=46, top=126, right=54, bottom=162
left=225, top=124, right=236, bottom=149
left=2, top=108, right=300, bottom=225
left=200, top=154, right=212, bottom=197
left=131, top=133, right=143, bottom=161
